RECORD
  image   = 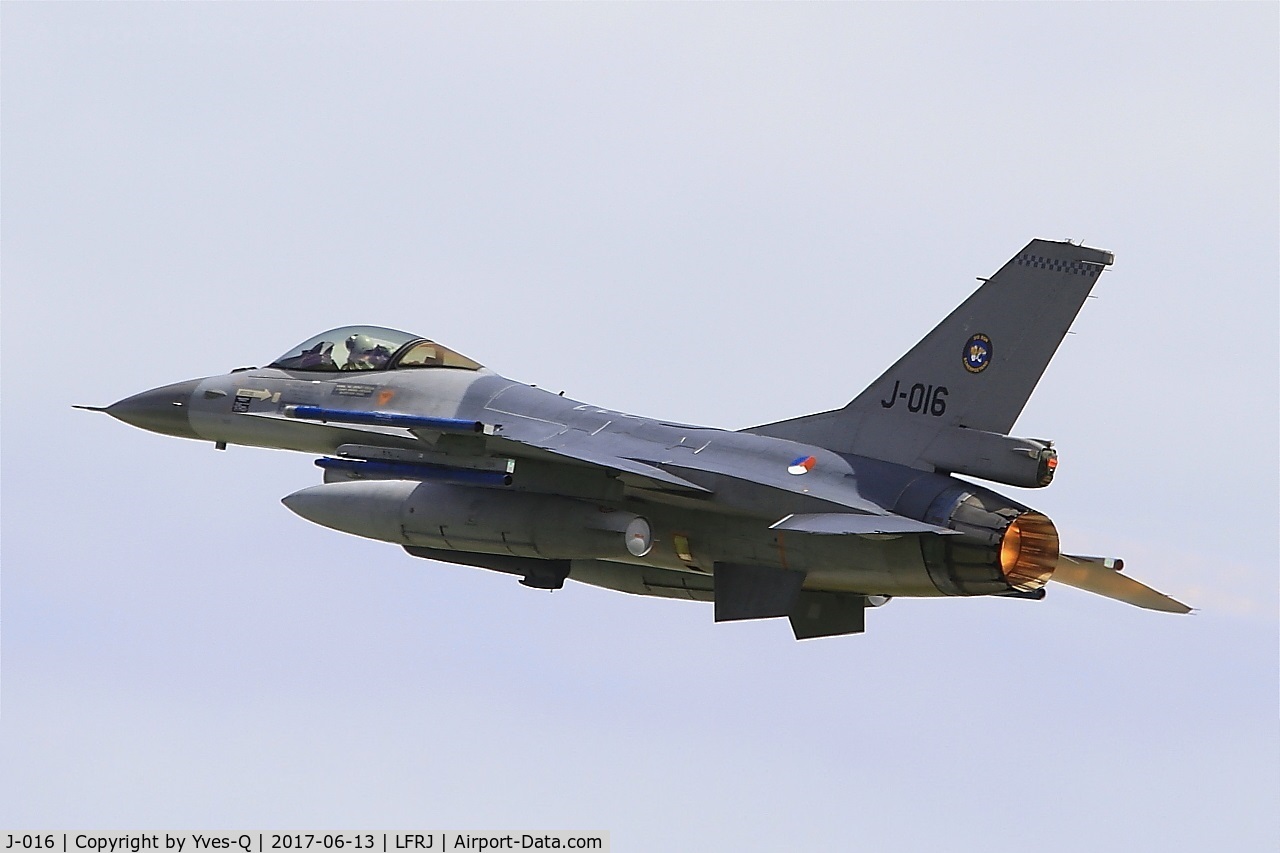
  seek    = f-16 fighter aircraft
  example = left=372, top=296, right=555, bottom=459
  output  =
left=81, top=239, right=1190, bottom=638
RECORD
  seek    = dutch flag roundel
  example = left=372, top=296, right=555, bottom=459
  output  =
left=788, top=455, right=817, bottom=475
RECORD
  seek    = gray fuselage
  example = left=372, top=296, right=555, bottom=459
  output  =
left=150, top=364, right=1035, bottom=601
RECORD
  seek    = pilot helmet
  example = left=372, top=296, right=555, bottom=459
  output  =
left=345, top=333, right=376, bottom=356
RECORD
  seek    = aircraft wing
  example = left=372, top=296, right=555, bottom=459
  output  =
left=242, top=406, right=712, bottom=493
left=484, top=433, right=712, bottom=493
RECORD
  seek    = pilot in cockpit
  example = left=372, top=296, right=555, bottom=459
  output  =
left=270, top=326, right=484, bottom=373
left=343, top=333, right=394, bottom=370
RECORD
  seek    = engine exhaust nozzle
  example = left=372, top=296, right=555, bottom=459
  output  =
left=999, top=511, right=1060, bottom=591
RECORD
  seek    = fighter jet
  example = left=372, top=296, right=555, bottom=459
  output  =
left=80, top=239, right=1190, bottom=638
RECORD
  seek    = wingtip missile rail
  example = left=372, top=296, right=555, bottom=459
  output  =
left=282, top=404, right=494, bottom=434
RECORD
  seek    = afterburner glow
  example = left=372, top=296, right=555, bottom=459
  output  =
left=999, top=512, right=1059, bottom=591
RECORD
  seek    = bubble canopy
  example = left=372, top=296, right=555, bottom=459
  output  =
left=268, top=326, right=483, bottom=372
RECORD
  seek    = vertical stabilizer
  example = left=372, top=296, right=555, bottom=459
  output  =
left=748, top=239, right=1114, bottom=472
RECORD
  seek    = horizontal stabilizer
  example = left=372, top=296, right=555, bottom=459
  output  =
left=1052, top=554, right=1191, bottom=614
left=771, top=513, right=959, bottom=536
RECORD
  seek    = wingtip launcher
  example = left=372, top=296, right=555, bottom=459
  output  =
left=282, top=404, right=494, bottom=435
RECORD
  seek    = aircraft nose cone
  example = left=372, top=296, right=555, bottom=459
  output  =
left=106, top=378, right=202, bottom=440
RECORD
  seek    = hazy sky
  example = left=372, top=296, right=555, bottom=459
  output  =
left=3, top=4, right=1277, bottom=850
